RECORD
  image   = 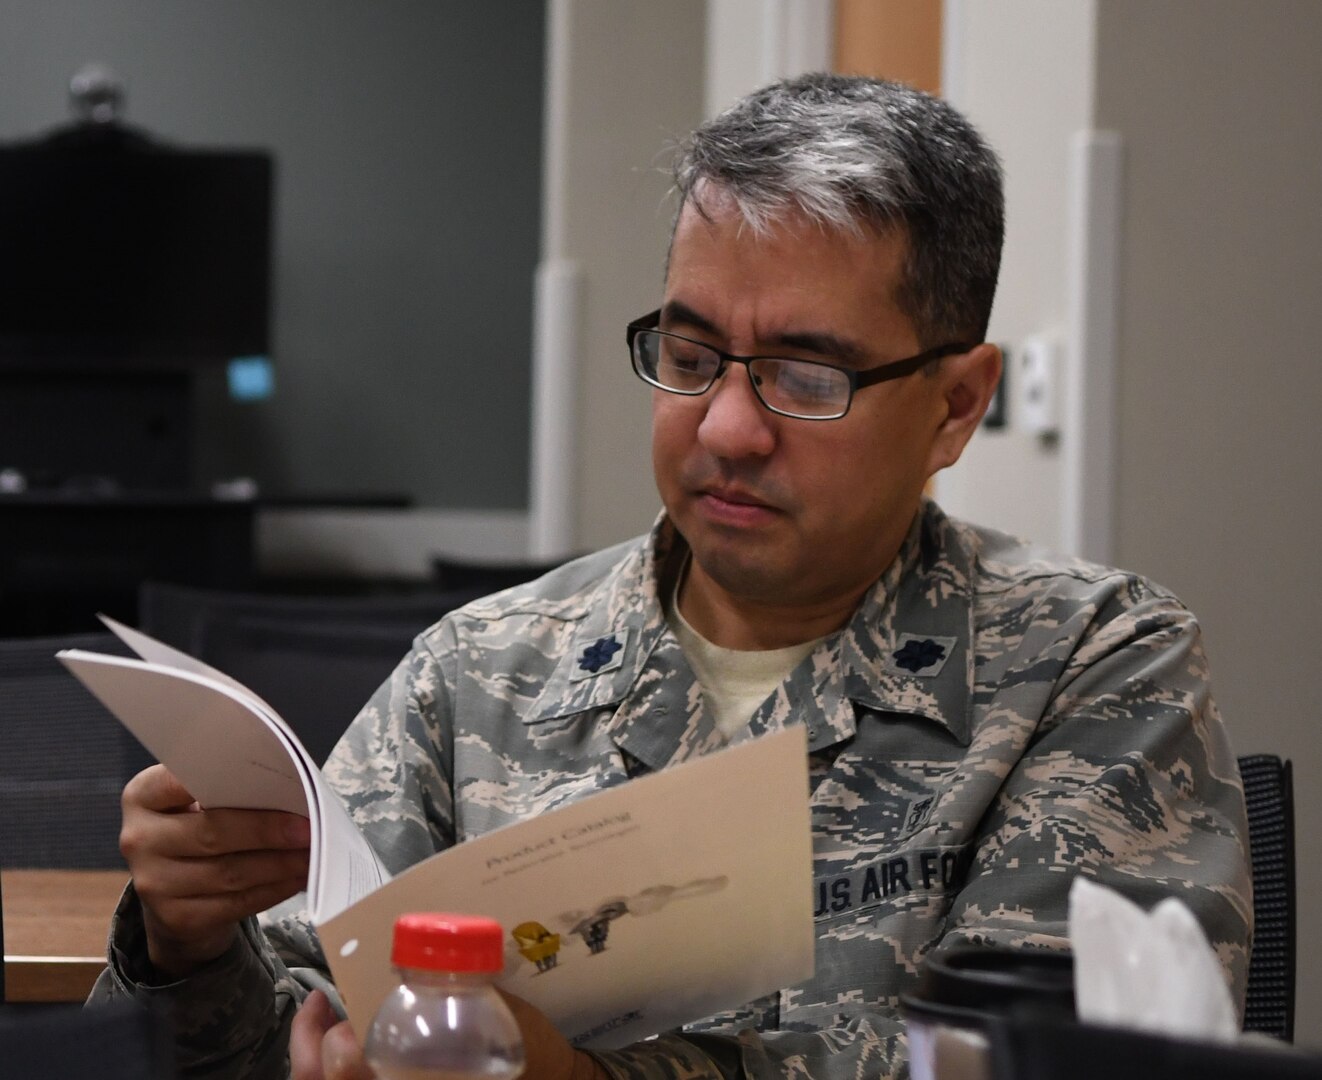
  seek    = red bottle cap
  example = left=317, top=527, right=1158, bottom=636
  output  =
left=390, top=913, right=505, bottom=973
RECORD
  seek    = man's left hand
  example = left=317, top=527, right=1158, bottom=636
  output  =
left=290, top=990, right=372, bottom=1080
left=289, top=987, right=611, bottom=1080
left=499, top=990, right=612, bottom=1080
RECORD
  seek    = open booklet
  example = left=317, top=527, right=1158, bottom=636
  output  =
left=58, top=620, right=815, bottom=1048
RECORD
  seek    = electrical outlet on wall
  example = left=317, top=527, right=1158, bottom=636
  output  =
left=1015, top=334, right=1060, bottom=436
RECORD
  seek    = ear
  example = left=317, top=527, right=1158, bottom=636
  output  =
left=924, top=343, right=1003, bottom=476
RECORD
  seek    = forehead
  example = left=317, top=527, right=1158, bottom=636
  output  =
left=664, top=192, right=912, bottom=345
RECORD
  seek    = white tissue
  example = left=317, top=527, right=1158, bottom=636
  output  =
left=1069, top=876, right=1238, bottom=1042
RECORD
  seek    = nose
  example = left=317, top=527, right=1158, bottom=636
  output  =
left=696, top=363, right=777, bottom=460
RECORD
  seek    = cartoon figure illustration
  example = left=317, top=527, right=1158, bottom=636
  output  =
left=568, top=899, right=628, bottom=954
left=626, top=877, right=727, bottom=915
left=511, top=920, right=562, bottom=973
left=513, top=877, right=732, bottom=972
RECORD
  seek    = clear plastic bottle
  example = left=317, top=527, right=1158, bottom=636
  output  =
left=364, top=913, right=526, bottom=1080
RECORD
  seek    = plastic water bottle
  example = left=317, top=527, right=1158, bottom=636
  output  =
left=364, top=913, right=526, bottom=1080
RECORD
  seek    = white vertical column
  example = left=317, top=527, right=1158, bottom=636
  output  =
left=528, top=259, right=583, bottom=560
left=761, top=0, right=833, bottom=82
left=706, top=0, right=831, bottom=118
left=527, top=0, right=581, bottom=560
left=940, top=0, right=967, bottom=105
left=1061, top=130, right=1123, bottom=563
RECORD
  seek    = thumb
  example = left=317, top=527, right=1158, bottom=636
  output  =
left=291, top=990, right=337, bottom=1080
left=322, top=1019, right=373, bottom=1080
left=125, top=764, right=200, bottom=813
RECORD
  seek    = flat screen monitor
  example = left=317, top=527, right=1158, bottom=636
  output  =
left=0, top=133, right=272, bottom=368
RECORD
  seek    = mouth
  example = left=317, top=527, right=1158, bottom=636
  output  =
left=695, top=486, right=781, bottom=526
left=705, top=486, right=771, bottom=508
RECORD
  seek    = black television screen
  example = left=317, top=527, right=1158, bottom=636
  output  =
left=0, top=136, right=272, bottom=367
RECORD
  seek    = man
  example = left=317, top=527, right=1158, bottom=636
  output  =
left=93, top=74, right=1252, bottom=1079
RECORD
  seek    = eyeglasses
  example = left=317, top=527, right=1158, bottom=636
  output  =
left=627, top=310, right=974, bottom=420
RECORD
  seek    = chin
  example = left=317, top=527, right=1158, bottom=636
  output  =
left=690, top=545, right=799, bottom=603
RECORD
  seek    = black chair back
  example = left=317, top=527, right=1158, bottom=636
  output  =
left=0, top=1002, right=176, bottom=1078
left=138, top=583, right=484, bottom=765
left=1239, top=753, right=1296, bottom=1041
left=0, top=632, right=147, bottom=869
left=431, top=553, right=573, bottom=594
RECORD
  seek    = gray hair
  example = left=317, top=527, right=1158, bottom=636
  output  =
left=671, top=73, right=1005, bottom=344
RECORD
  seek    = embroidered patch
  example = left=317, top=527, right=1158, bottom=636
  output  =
left=887, top=633, right=956, bottom=677
left=571, top=632, right=627, bottom=679
left=904, top=796, right=935, bottom=834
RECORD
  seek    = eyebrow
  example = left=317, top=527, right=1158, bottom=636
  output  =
left=660, top=298, right=872, bottom=367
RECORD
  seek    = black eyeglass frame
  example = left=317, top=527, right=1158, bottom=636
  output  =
left=627, top=309, right=976, bottom=420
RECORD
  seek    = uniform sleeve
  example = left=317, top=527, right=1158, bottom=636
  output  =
left=85, top=630, right=460, bottom=1080
left=87, top=886, right=304, bottom=1079
left=942, top=585, right=1252, bottom=997
left=319, top=625, right=459, bottom=872
left=584, top=586, right=1253, bottom=1080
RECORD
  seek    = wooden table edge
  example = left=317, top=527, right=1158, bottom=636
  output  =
left=4, top=954, right=106, bottom=1003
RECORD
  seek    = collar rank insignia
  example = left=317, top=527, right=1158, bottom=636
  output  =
left=575, top=633, right=625, bottom=677
left=888, top=633, right=955, bottom=677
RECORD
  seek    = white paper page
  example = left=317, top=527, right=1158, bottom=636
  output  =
left=60, top=651, right=313, bottom=814
left=58, top=649, right=387, bottom=916
left=99, top=615, right=290, bottom=743
left=93, top=617, right=390, bottom=911
left=319, top=726, right=815, bottom=1049
left=314, top=788, right=390, bottom=922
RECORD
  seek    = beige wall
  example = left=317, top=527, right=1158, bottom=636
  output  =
left=933, top=0, right=1096, bottom=550
left=946, top=0, right=1320, bottom=1042
left=545, top=0, right=706, bottom=552
left=1094, top=0, right=1322, bottom=1043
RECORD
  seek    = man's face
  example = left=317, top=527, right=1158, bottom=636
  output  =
left=652, top=193, right=956, bottom=615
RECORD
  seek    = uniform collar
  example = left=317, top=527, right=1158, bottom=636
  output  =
left=523, top=513, right=682, bottom=729
left=838, top=500, right=977, bottom=746
left=524, top=501, right=977, bottom=765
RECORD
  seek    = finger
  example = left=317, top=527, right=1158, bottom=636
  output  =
left=140, top=871, right=308, bottom=971
left=191, top=806, right=313, bottom=852
left=144, top=872, right=308, bottom=933
left=132, top=846, right=310, bottom=906
left=123, top=764, right=200, bottom=813
left=322, top=1019, right=373, bottom=1080
left=122, top=802, right=311, bottom=863
left=499, top=990, right=582, bottom=1079
left=291, top=990, right=336, bottom=1080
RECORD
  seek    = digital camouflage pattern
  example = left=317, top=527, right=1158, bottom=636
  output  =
left=90, top=500, right=1252, bottom=1079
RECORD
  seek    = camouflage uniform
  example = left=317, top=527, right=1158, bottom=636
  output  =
left=90, top=500, right=1252, bottom=1079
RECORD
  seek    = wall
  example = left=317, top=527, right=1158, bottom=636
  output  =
left=536, top=0, right=707, bottom=554
left=0, top=0, right=709, bottom=576
left=1094, top=0, right=1322, bottom=1044
left=944, top=0, right=1322, bottom=1041
left=706, top=0, right=832, bottom=117
left=0, top=1, right=544, bottom=514
left=933, top=0, right=1096, bottom=551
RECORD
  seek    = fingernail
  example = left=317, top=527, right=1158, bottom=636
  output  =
left=289, top=816, right=312, bottom=845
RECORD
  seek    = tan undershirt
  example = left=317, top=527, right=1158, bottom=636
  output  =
left=668, top=568, right=823, bottom=741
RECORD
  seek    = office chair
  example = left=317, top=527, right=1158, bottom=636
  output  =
left=138, top=583, right=486, bottom=765
left=0, top=1001, right=176, bottom=1078
left=430, top=553, right=575, bottom=595
left=0, top=632, right=147, bottom=868
left=1238, top=754, right=1296, bottom=1041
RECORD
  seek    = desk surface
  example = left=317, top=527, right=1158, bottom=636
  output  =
left=4, top=868, right=127, bottom=1002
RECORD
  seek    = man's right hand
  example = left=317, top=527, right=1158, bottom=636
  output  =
left=120, top=764, right=312, bottom=978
